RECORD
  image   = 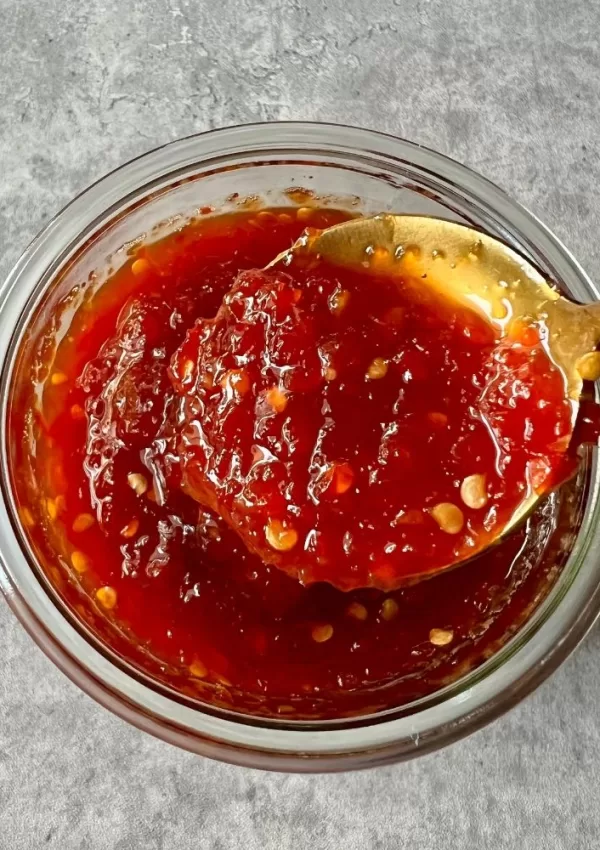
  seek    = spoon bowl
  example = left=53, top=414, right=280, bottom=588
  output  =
left=271, top=214, right=600, bottom=552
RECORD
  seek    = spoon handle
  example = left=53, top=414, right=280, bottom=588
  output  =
left=577, top=299, right=600, bottom=330
left=549, top=297, right=600, bottom=391
left=567, top=299, right=600, bottom=346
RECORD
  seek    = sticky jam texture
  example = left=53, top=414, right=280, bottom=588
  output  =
left=170, top=256, right=572, bottom=590
left=8, top=205, right=578, bottom=718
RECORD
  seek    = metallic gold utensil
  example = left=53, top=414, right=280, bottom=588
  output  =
left=271, top=213, right=600, bottom=548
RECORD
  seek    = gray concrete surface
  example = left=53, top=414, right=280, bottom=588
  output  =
left=1, top=0, right=600, bottom=847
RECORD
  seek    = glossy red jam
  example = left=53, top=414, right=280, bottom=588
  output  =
left=7, top=205, right=581, bottom=718
left=171, top=259, right=572, bottom=590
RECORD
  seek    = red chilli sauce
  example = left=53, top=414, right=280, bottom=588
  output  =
left=7, top=204, right=588, bottom=719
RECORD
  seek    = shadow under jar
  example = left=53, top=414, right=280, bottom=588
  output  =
left=1, top=123, right=600, bottom=772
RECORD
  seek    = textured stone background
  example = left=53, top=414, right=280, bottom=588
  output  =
left=1, top=0, right=600, bottom=847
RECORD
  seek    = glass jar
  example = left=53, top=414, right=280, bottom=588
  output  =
left=1, top=122, right=600, bottom=772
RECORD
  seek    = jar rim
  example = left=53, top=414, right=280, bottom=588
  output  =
left=2, top=121, right=600, bottom=772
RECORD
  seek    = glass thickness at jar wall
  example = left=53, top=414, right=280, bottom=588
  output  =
left=7, top=203, right=572, bottom=719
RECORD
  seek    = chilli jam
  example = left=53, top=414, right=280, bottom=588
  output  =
left=7, top=204, right=586, bottom=718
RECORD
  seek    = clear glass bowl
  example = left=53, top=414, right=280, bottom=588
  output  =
left=1, top=122, right=600, bottom=772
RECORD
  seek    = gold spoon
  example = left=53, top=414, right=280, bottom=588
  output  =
left=270, top=213, right=600, bottom=545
